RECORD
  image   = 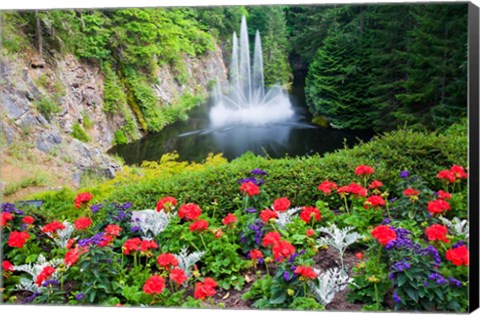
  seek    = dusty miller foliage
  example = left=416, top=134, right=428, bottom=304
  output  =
left=439, top=216, right=469, bottom=239
left=316, top=224, right=361, bottom=270
left=309, top=267, right=352, bottom=305
left=173, top=247, right=205, bottom=281
left=130, top=209, right=173, bottom=240
left=13, top=254, right=64, bottom=293
left=274, top=207, right=302, bottom=229
left=44, top=221, right=76, bottom=248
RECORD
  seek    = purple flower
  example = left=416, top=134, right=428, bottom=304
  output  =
left=452, top=241, right=465, bottom=249
left=388, top=272, right=395, bottom=280
left=90, top=204, right=103, bottom=214
left=283, top=271, right=293, bottom=281
left=257, top=258, right=264, bottom=265
left=250, top=169, right=268, bottom=176
left=1, top=202, right=24, bottom=215
left=424, top=281, right=429, bottom=287
left=429, top=272, right=448, bottom=285
left=420, top=245, right=441, bottom=267
left=22, top=292, right=40, bottom=304
left=393, top=291, right=401, bottom=303
left=382, top=218, right=392, bottom=225
left=448, top=277, right=462, bottom=288
left=246, top=207, right=257, bottom=214
left=288, top=252, right=299, bottom=263
left=238, top=177, right=264, bottom=186
left=391, top=261, right=411, bottom=272
left=42, top=279, right=60, bottom=287
left=78, top=232, right=106, bottom=247
left=400, top=170, right=410, bottom=178
left=76, top=293, right=85, bottom=301
left=123, top=202, right=133, bottom=209
left=130, top=226, right=141, bottom=233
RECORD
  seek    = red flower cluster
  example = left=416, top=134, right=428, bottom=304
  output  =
left=74, top=217, right=92, bottom=230
left=427, top=199, right=451, bottom=215
left=194, top=277, right=218, bottom=300
left=23, top=216, right=35, bottom=225
left=425, top=224, right=449, bottom=243
left=189, top=219, right=209, bottom=232
left=211, top=228, right=223, bottom=239
left=74, top=192, right=93, bottom=208
left=64, top=247, right=87, bottom=267
left=355, top=252, right=364, bottom=259
left=446, top=245, right=469, bottom=266
left=2, top=260, right=14, bottom=272
left=337, top=183, right=368, bottom=197
left=105, top=224, right=122, bottom=237
left=364, top=195, right=385, bottom=209
left=437, top=170, right=455, bottom=183
left=299, top=206, right=321, bottom=224
left=122, top=238, right=157, bottom=254
left=306, top=229, right=315, bottom=237
left=437, top=165, right=468, bottom=183
left=7, top=231, right=30, bottom=248
left=36, top=266, right=55, bottom=286
left=240, top=182, right=260, bottom=197
left=1, top=212, right=14, bottom=227
left=355, top=165, right=375, bottom=176
left=169, top=268, right=188, bottom=285
left=157, top=253, right=179, bottom=269
left=371, top=225, right=397, bottom=246
left=262, top=231, right=281, bottom=247
left=451, top=164, right=468, bottom=179
left=259, top=209, right=278, bottom=223
left=368, top=180, right=383, bottom=190
left=273, top=197, right=291, bottom=212
left=156, top=196, right=177, bottom=212
left=294, top=266, right=317, bottom=281
left=143, top=275, right=165, bottom=295
left=42, top=220, right=66, bottom=234
left=403, top=187, right=420, bottom=197
left=437, top=190, right=451, bottom=200
left=318, top=180, right=338, bottom=195
left=178, top=203, right=202, bottom=221
left=249, top=249, right=263, bottom=260
left=222, top=213, right=237, bottom=225
left=272, top=240, right=296, bottom=262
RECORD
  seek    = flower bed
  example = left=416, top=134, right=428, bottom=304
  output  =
left=1, top=164, right=469, bottom=311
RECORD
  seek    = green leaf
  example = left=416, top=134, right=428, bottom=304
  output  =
left=405, top=287, right=419, bottom=303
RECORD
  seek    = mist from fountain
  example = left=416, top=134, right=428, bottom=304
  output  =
left=209, top=15, right=294, bottom=127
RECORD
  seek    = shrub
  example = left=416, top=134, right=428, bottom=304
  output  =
left=71, top=122, right=90, bottom=142
left=35, top=98, right=61, bottom=122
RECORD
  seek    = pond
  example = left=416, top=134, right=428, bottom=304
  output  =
left=108, top=85, right=374, bottom=165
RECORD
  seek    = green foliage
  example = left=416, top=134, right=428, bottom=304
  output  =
left=347, top=258, right=391, bottom=306
left=71, top=122, right=90, bottom=142
left=113, top=130, right=128, bottom=145
left=82, top=112, right=93, bottom=129
left=289, top=297, right=325, bottom=310
left=34, top=97, right=61, bottom=122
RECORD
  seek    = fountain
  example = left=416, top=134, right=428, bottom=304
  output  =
left=209, top=16, right=294, bottom=127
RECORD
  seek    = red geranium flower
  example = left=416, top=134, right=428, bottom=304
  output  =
left=143, top=275, right=165, bottom=295
left=403, top=187, right=420, bottom=197
left=446, top=245, right=469, bottom=266
left=170, top=268, right=188, bottom=285
left=0, top=212, right=14, bottom=227
left=2, top=260, right=14, bottom=272
left=294, top=266, right=317, bottom=281
left=105, top=224, right=122, bottom=237
left=66, top=238, right=76, bottom=249
left=337, top=183, right=368, bottom=197
left=211, top=228, right=223, bottom=238
left=222, top=213, right=237, bottom=225
left=368, top=180, right=383, bottom=190
left=193, top=278, right=217, bottom=300
left=240, top=182, right=260, bottom=197
left=355, top=252, right=364, bottom=259
left=65, top=248, right=81, bottom=267
left=122, top=238, right=142, bottom=255
left=74, top=192, right=93, bottom=208
left=355, top=165, right=375, bottom=176
left=427, top=199, right=451, bottom=215
left=178, top=203, right=202, bottom=221
left=7, top=231, right=30, bottom=248
left=306, top=229, right=315, bottom=237
left=42, top=220, right=66, bottom=234
left=437, top=170, right=456, bottom=183
left=156, top=196, right=177, bottom=212
left=450, top=165, right=468, bottom=179
left=203, top=277, right=218, bottom=289
left=437, top=190, right=452, bottom=200
left=157, top=253, right=179, bottom=269
left=140, top=240, right=158, bottom=252
left=23, top=216, right=35, bottom=225
left=371, top=225, right=397, bottom=246
left=98, top=234, right=114, bottom=247
left=249, top=249, right=263, bottom=260
left=36, top=266, right=55, bottom=286
left=272, top=240, right=296, bottom=262
left=189, top=219, right=209, bottom=232
left=262, top=231, right=281, bottom=247
left=318, top=180, right=338, bottom=195
left=74, top=217, right=92, bottom=230
left=299, top=206, right=321, bottom=224
left=259, top=209, right=279, bottom=223
left=364, top=195, right=385, bottom=209
left=425, top=224, right=449, bottom=243
left=273, top=197, right=291, bottom=212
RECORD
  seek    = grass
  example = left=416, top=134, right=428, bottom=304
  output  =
left=3, top=174, right=48, bottom=196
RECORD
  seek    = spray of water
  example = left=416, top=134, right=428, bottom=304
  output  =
left=209, top=16, right=294, bottom=127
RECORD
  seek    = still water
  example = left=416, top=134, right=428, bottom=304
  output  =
left=108, top=86, right=373, bottom=164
